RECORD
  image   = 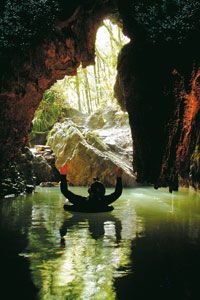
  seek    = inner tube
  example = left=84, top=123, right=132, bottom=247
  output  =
left=63, top=204, right=114, bottom=213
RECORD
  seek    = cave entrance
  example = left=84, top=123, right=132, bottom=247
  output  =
left=29, top=20, right=135, bottom=187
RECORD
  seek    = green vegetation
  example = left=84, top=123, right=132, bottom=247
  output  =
left=31, top=88, right=66, bottom=140
left=53, top=20, right=129, bottom=114
left=30, top=20, right=129, bottom=141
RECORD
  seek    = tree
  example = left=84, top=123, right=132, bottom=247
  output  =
left=31, top=19, right=130, bottom=134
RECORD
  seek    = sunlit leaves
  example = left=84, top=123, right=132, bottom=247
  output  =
left=30, top=20, right=129, bottom=139
left=53, top=20, right=130, bottom=114
left=31, top=88, right=66, bottom=136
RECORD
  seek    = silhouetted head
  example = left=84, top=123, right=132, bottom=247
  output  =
left=88, top=179, right=106, bottom=198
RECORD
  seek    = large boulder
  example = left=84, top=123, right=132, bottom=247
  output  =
left=29, top=107, right=87, bottom=147
left=47, top=110, right=136, bottom=187
left=86, top=110, right=105, bottom=129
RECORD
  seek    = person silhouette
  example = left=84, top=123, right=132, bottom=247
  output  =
left=58, top=164, right=123, bottom=212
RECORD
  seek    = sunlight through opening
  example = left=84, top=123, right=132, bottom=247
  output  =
left=30, top=19, right=130, bottom=137
left=29, top=19, right=133, bottom=188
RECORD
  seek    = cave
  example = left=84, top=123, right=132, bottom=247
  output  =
left=28, top=19, right=134, bottom=189
left=0, top=0, right=200, bottom=197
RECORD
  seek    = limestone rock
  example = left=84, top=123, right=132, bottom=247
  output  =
left=30, top=145, right=60, bottom=185
left=32, top=156, right=54, bottom=185
left=0, top=147, right=36, bottom=198
left=86, top=111, right=105, bottom=129
left=47, top=108, right=136, bottom=187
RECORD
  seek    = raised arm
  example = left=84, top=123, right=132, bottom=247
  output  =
left=59, top=164, right=86, bottom=205
left=103, top=168, right=123, bottom=205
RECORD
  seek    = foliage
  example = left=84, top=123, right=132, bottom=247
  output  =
left=53, top=20, right=129, bottom=114
left=31, top=88, right=66, bottom=138
left=31, top=20, right=129, bottom=138
left=131, top=0, right=200, bottom=44
left=0, top=0, right=59, bottom=53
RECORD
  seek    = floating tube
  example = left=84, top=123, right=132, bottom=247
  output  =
left=63, top=204, right=114, bottom=213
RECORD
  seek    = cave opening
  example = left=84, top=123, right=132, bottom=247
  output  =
left=0, top=1, right=199, bottom=199
left=29, top=19, right=135, bottom=188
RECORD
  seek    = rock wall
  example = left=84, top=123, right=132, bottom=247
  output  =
left=114, top=41, right=200, bottom=190
left=115, top=0, right=200, bottom=191
left=0, top=147, right=35, bottom=198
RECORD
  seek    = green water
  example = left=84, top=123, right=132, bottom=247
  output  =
left=1, top=186, right=200, bottom=300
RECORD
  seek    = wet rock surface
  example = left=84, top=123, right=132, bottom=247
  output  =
left=31, top=145, right=60, bottom=186
left=0, top=147, right=35, bottom=198
left=0, top=145, right=60, bottom=198
left=47, top=106, right=136, bottom=187
left=114, top=41, right=200, bottom=191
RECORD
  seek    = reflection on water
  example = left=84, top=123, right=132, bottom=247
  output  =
left=0, top=186, right=200, bottom=299
left=26, top=188, right=138, bottom=300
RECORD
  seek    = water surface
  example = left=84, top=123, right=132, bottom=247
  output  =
left=0, top=186, right=200, bottom=299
